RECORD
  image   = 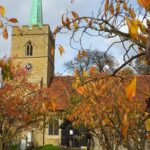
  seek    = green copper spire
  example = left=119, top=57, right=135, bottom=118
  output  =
left=30, top=0, right=43, bottom=28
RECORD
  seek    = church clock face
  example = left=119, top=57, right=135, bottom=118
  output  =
left=24, top=63, right=32, bottom=72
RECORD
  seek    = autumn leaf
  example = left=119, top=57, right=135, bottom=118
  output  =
left=125, top=17, right=139, bottom=40
left=77, top=86, right=85, bottom=95
left=61, top=15, right=66, bottom=26
left=116, top=2, right=120, bottom=14
left=2, top=27, right=8, bottom=40
left=0, top=20, right=3, bottom=28
left=77, top=51, right=82, bottom=60
left=73, top=21, right=78, bottom=30
left=137, top=0, right=150, bottom=10
left=84, top=17, right=89, bottom=23
left=125, top=77, right=136, bottom=100
left=0, top=6, right=5, bottom=17
left=129, top=8, right=136, bottom=19
left=104, top=0, right=109, bottom=15
left=66, top=18, right=71, bottom=29
left=123, top=2, right=128, bottom=11
left=53, top=26, right=60, bottom=35
left=145, top=118, right=150, bottom=131
left=8, top=18, right=18, bottom=23
left=89, top=66, right=96, bottom=75
left=71, top=11, right=79, bottom=20
left=121, top=113, right=129, bottom=138
left=110, top=3, right=114, bottom=15
left=58, top=45, right=65, bottom=56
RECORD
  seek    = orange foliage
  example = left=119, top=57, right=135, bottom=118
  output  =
left=0, top=59, right=56, bottom=145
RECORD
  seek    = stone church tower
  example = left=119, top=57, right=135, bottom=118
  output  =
left=11, top=0, right=55, bottom=86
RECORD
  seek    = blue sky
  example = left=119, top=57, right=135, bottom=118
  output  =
left=0, top=0, right=139, bottom=74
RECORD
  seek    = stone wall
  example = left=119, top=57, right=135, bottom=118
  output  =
left=11, top=25, right=55, bottom=86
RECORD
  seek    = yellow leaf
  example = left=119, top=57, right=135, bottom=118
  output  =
left=83, top=70, right=88, bottom=77
left=71, top=11, right=79, bottom=20
left=125, top=17, right=139, bottom=40
left=58, top=45, right=65, bottom=56
left=129, top=8, right=136, bottom=19
left=0, top=6, right=5, bottom=17
left=145, top=118, right=150, bottom=131
left=125, top=77, right=136, bottom=100
left=73, top=21, right=78, bottom=30
left=77, top=86, right=85, bottom=95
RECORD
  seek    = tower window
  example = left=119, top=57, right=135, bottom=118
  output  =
left=26, top=41, right=33, bottom=56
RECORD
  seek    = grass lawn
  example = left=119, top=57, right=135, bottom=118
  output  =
left=37, top=144, right=61, bottom=150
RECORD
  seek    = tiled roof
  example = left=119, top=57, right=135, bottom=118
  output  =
left=49, top=76, right=74, bottom=110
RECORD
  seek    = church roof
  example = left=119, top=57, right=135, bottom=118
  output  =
left=50, top=75, right=150, bottom=111
left=49, top=76, right=74, bottom=110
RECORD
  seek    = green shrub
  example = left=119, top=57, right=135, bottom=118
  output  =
left=10, top=145, right=18, bottom=150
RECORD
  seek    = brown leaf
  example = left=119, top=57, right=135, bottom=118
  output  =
left=71, top=11, right=79, bottom=20
left=104, top=0, right=109, bottom=15
left=84, top=17, right=89, bottom=23
left=2, top=27, right=8, bottom=40
left=53, top=26, right=60, bottom=36
left=110, top=3, right=114, bottom=15
left=0, top=20, right=3, bottom=28
left=61, top=15, right=66, bottom=26
left=58, top=45, right=65, bottom=56
left=8, top=18, right=18, bottom=23
left=123, top=2, right=128, bottom=11
left=66, top=18, right=71, bottom=29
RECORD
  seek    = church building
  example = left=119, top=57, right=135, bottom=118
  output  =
left=10, top=0, right=87, bottom=148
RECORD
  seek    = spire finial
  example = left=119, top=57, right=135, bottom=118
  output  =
left=30, top=0, right=43, bottom=28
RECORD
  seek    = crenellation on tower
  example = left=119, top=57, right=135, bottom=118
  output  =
left=12, top=25, right=51, bottom=36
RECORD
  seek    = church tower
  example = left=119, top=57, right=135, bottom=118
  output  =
left=11, top=0, right=55, bottom=86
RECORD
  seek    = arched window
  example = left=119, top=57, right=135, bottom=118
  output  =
left=26, top=41, right=33, bottom=56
